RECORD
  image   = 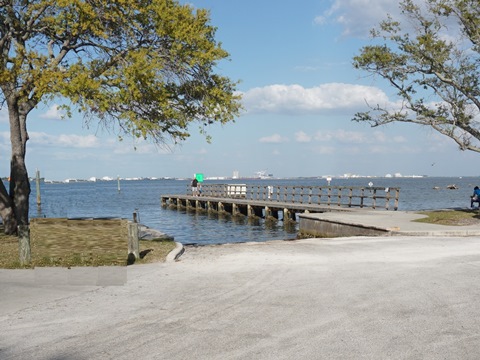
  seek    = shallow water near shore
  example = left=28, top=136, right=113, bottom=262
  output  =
left=28, top=177, right=477, bottom=245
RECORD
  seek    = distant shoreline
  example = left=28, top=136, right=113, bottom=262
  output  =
left=18, top=174, right=476, bottom=184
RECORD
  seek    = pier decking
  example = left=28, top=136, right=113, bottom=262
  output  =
left=161, top=184, right=400, bottom=221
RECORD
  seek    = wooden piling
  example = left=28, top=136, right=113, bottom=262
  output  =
left=35, top=169, right=41, bottom=206
left=127, top=222, right=139, bottom=259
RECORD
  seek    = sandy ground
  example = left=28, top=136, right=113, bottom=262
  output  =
left=2, top=236, right=480, bottom=359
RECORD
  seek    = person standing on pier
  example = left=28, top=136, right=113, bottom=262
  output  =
left=191, top=177, right=199, bottom=196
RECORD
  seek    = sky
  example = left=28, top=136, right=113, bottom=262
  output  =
left=1, top=0, right=478, bottom=181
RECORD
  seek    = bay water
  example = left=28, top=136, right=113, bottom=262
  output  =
left=29, top=176, right=478, bottom=245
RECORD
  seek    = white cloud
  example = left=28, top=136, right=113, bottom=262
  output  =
left=29, top=132, right=100, bottom=148
left=259, top=134, right=289, bottom=143
left=39, top=104, right=65, bottom=120
left=317, top=0, right=464, bottom=43
left=333, top=129, right=368, bottom=143
left=296, top=129, right=405, bottom=146
left=372, top=131, right=407, bottom=144
left=58, top=134, right=100, bottom=148
left=295, top=131, right=312, bottom=143
left=313, top=132, right=334, bottom=142
left=241, top=83, right=391, bottom=115
left=316, top=0, right=401, bottom=37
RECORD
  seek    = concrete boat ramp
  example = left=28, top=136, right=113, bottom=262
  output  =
left=299, top=209, right=480, bottom=238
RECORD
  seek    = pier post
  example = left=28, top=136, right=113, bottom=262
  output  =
left=232, top=203, right=240, bottom=216
left=283, top=208, right=291, bottom=222
left=394, top=189, right=400, bottom=210
left=127, top=222, right=140, bottom=259
left=35, top=169, right=41, bottom=206
left=264, top=206, right=272, bottom=218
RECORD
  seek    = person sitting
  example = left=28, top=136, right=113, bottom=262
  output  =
left=471, top=186, right=480, bottom=208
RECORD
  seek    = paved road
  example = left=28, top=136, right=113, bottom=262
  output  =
left=2, top=236, right=480, bottom=359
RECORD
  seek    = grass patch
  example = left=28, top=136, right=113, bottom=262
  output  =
left=0, top=220, right=176, bottom=269
left=414, top=209, right=480, bottom=226
left=137, top=239, right=177, bottom=264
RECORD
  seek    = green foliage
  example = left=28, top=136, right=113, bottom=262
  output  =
left=0, top=0, right=241, bottom=232
left=353, top=0, right=480, bottom=152
left=0, top=0, right=241, bottom=143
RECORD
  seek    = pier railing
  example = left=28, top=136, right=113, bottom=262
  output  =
left=193, top=184, right=400, bottom=210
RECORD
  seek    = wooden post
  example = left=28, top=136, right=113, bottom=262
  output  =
left=284, top=208, right=292, bottom=222
left=232, top=203, right=239, bottom=216
left=207, top=201, right=211, bottom=212
left=385, top=188, right=390, bottom=210
left=394, top=189, right=400, bottom=210
left=127, top=222, right=139, bottom=259
left=264, top=206, right=272, bottom=218
left=35, top=169, right=41, bottom=206
left=18, top=225, right=31, bottom=265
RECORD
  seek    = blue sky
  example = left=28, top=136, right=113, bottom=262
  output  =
left=1, top=0, right=477, bottom=181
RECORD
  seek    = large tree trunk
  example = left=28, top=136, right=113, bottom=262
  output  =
left=1, top=98, right=30, bottom=234
left=9, top=154, right=30, bottom=227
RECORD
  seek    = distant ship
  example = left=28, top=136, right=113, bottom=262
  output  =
left=254, top=170, right=274, bottom=179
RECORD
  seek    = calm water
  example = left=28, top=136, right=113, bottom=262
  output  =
left=28, top=177, right=477, bottom=245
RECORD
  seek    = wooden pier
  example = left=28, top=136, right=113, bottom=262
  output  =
left=161, top=184, right=400, bottom=221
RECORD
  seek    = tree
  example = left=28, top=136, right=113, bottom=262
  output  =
left=0, top=0, right=241, bottom=234
left=352, top=0, right=480, bottom=154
